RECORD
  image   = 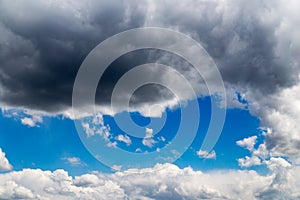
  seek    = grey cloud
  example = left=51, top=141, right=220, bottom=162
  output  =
left=143, top=0, right=300, bottom=92
left=0, top=0, right=146, bottom=112
left=1, top=0, right=299, bottom=113
left=247, top=81, right=300, bottom=158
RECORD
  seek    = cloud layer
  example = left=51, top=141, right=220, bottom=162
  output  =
left=0, top=162, right=299, bottom=200
left=0, top=0, right=299, bottom=112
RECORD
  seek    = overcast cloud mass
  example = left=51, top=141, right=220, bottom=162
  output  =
left=0, top=0, right=299, bottom=111
left=0, top=0, right=300, bottom=199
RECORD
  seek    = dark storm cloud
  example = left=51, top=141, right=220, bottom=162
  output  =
left=0, top=0, right=147, bottom=112
left=0, top=0, right=299, bottom=114
left=96, top=49, right=179, bottom=106
left=143, top=0, right=299, bottom=93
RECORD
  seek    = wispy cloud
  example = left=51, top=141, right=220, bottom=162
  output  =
left=115, top=134, right=132, bottom=146
left=62, top=157, right=86, bottom=166
left=197, top=150, right=216, bottom=159
left=142, top=128, right=156, bottom=148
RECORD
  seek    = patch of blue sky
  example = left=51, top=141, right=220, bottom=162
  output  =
left=0, top=95, right=266, bottom=175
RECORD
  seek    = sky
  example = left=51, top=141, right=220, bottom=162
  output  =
left=0, top=0, right=300, bottom=199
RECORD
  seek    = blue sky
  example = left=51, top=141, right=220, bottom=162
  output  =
left=0, top=96, right=266, bottom=176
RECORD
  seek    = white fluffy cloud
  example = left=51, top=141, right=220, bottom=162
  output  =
left=236, top=136, right=257, bottom=151
left=238, top=156, right=261, bottom=168
left=0, top=148, right=12, bottom=171
left=0, top=162, right=299, bottom=199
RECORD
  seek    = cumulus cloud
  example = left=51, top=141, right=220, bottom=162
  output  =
left=236, top=134, right=293, bottom=170
left=252, top=143, right=269, bottom=160
left=246, top=81, right=300, bottom=161
left=233, top=79, right=300, bottom=164
left=0, top=163, right=299, bottom=199
left=238, top=155, right=262, bottom=168
left=236, top=135, right=257, bottom=151
left=0, top=168, right=125, bottom=200
left=236, top=134, right=270, bottom=168
left=0, top=148, right=12, bottom=171
left=265, top=157, right=291, bottom=171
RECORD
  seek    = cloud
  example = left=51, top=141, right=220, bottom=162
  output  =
left=20, top=118, right=35, bottom=127
left=0, top=0, right=172, bottom=116
left=81, top=122, right=94, bottom=137
left=106, top=141, right=117, bottom=148
left=62, top=157, right=86, bottom=167
left=265, top=157, right=291, bottom=171
left=0, top=148, right=12, bottom=171
left=236, top=134, right=293, bottom=169
left=1, top=108, right=44, bottom=127
left=142, top=128, right=157, bottom=148
left=236, top=135, right=257, bottom=151
left=20, top=115, right=43, bottom=127
left=115, top=134, right=132, bottom=146
left=73, top=174, right=104, bottom=187
left=0, top=162, right=299, bottom=199
left=0, top=168, right=125, bottom=200
left=196, top=150, right=216, bottom=159
left=245, top=80, right=300, bottom=161
left=143, top=0, right=300, bottom=91
left=236, top=135, right=268, bottom=168
left=238, top=155, right=262, bottom=168
left=0, top=0, right=299, bottom=115
left=81, top=114, right=112, bottom=142
left=111, top=165, right=122, bottom=172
